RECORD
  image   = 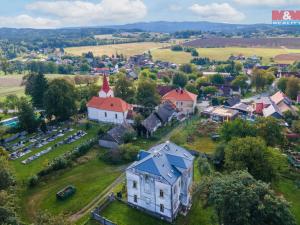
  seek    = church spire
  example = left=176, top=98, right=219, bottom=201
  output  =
left=99, top=75, right=114, bottom=98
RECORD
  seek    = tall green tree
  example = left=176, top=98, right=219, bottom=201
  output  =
left=0, top=157, right=14, bottom=190
left=0, top=57, right=9, bottom=75
left=225, top=137, right=277, bottom=182
left=44, top=79, right=76, bottom=121
left=17, top=98, right=39, bottom=133
left=251, top=69, right=275, bottom=91
left=209, top=74, right=225, bottom=85
left=232, top=75, right=249, bottom=94
left=136, top=79, right=160, bottom=108
left=114, top=74, right=136, bottom=103
left=286, top=76, right=300, bottom=100
left=255, top=117, right=285, bottom=147
left=220, top=118, right=256, bottom=142
left=172, top=72, right=188, bottom=88
left=277, top=77, right=288, bottom=93
left=201, top=171, right=296, bottom=225
left=25, top=72, right=48, bottom=108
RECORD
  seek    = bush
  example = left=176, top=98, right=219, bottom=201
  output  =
left=100, top=143, right=139, bottom=164
left=171, top=45, right=183, bottom=51
left=28, top=175, right=39, bottom=187
left=123, top=131, right=137, bottom=143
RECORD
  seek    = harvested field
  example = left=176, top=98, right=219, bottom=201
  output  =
left=65, top=42, right=168, bottom=58
left=274, top=53, right=300, bottom=63
left=184, top=37, right=300, bottom=49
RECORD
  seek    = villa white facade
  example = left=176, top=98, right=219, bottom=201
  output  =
left=126, top=142, right=194, bottom=222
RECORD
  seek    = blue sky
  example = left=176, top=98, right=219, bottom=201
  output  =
left=0, top=0, right=299, bottom=28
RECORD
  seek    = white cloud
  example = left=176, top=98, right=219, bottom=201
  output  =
left=0, top=14, right=61, bottom=28
left=189, top=3, right=245, bottom=23
left=169, top=5, right=182, bottom=12
left=26, top=0, right=147, bottom=26
left=234, top=0, right=300, bottom=6
left=0, top=0, right=147, bottom=28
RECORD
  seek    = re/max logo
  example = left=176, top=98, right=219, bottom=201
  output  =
left=272, top=10, right=300, bottom=25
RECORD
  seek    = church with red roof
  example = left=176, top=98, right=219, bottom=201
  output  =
left=162, top=88, right=197, bottom=115
left=87, top=75, right=133, bottom=124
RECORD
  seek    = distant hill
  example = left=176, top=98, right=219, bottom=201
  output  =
left=104, top=21, right=288, bottom=33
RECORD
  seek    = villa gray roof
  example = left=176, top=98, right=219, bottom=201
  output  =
left=128, top=142, right=194, bottom=185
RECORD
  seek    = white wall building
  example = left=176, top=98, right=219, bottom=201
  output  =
left=126, top=141, right=194, bottom=222
left=87, top=75, right=132, bottom=124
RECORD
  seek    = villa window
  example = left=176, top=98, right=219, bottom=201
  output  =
left=134, top=195, right=137, bottom=203
left=133, top=181, right=137, bottom=189
left=160, top=204, right=164, bottom=213
left=115, top=114, right=118, bottom=119
left=104, top=112, right=107, bottom=117
left=160, top=189, right=164, bottom=198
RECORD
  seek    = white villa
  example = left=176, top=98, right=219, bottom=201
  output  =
left=126, top=141, right=194, bottom=222
left=87, top=75, right=132, bottom=124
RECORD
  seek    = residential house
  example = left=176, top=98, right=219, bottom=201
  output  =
left=142, top=101, right=177, bottom=137
left=162, top=89, right=197, bottom=115
left=230, top=102, right=253, bottom=115
left=126, top=141, right=194, bottom=222
left=87, top=75, right=132, bottom=124
left=258, top=91, right=297, bottom=118
left=156, top=101, right=177, bottom=124
left=99, top=123, right=134, bottom=149
left=142, top=113, right=162, bottom=137
left=224, top=96, right=240, bottom=107
left=203, top=106, right=239, bottom=122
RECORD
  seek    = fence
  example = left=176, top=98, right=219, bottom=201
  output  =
left=91, top=194, right=116, bottom=225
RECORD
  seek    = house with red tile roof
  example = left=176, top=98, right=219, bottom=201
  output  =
left=87, top=76, right=132, bottom=124
left=162, top=89, right=197, bottom=115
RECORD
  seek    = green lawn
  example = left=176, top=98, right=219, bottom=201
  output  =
left=10, top=124, right=100, bottom=181
left=20, top=148, right=124, bottom=223
left=170, top=117, right=218, bottom=155
left=273, top=177, right=300, bottom=224
left=185, top=136, right=217, bottom=154
left=101, top=200, right=169, bottom=225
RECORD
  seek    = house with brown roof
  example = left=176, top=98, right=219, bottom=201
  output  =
left=87, top=75, right=132, bottom=124
left=162, top=89, right=197, bottom=115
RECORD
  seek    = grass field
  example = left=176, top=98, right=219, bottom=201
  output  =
left=0, top=74, right=78, bottom=100
left=273, top=177, right=300, bottom=224
left=21, top=148, right=124, bottom=223
left=152, top=47, right=300, bottom=64
left=152, top=49, right=192, bottom=64
left=65, top=42, right=168, bottom=58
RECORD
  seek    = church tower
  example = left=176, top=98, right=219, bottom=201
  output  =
left=99, top=75, right=114, bottom=98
